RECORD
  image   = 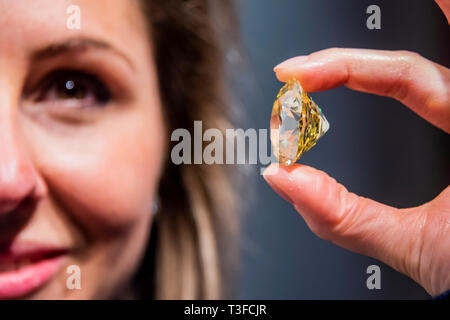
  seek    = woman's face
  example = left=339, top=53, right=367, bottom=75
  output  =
left=0, top=0, right=165, bottom=299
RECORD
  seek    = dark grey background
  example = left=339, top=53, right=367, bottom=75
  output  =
left=232, top=0, right=450, bottom=299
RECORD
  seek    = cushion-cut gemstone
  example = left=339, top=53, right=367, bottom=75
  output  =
left=270, top=79, right=329, bottom=166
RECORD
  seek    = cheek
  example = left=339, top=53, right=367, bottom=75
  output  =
left=24, top=109, right=166, bottom=232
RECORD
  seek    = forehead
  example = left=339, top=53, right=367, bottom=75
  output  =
left=0, top=0, right=148, bottom=59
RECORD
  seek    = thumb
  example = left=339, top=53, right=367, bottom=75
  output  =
left=263, top=163, right=424, bottom=278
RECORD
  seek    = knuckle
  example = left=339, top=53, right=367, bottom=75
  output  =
left=314, top=175, right=349, bottom=233
left=394, top=51, right=423, bottom=80
left=299, top=170, right=339, bottom=241
left=395, top=50, right=422, bottom=62
left=393, top=50, right=421, bottom=73
left=325, top=47, right=342, bottom=54
left=331, top=191, right=364, bottom=237
left=314, top=47, right=343, bottom=59
left=312, top=169, right=331, bottom=192
left=384, top=51, right=423, bottom=101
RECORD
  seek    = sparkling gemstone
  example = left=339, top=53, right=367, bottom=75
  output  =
left=270, top=79, right=329, bottom=166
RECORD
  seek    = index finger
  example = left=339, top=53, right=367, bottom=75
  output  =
left=274, top=48, right=450, bottom=133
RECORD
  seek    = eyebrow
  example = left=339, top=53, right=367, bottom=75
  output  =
left=30, top=37, right=135, bottom=70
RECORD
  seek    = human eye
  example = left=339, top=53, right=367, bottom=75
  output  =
left=30, top=69, right=112, bottom=109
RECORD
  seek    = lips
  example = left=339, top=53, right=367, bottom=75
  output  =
left=0, top=244, right=68, bottom=299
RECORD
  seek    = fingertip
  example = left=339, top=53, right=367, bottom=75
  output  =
left=274, top=61, right=345, bottom=93
left=263, top=164, right=293, bottom=204
left=264, top=164, right=354, bottom=239
left=274, top=55, right=310, bottom=84
left=274, top=68, right=298, bottom=83
left=264, top=164, right=319, bottom=203
left=273, top=55, right=309, bottom=71
left=271, top=164, right=340, bottom=216
left=263, top=163, right=306, bottom=181
left=262, top=163, right=278, bottom=178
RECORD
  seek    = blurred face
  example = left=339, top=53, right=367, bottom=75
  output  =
left=0, top=0, right=165, bottom=299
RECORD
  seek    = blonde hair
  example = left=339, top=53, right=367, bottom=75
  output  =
left=138, top=0, right=240, bottom=299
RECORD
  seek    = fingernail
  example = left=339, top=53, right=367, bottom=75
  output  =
left=263, top=171, right=294, bottom=204
left=274, top=55, right=309, bottom=71
left=262, top=164, right=278, bottom=176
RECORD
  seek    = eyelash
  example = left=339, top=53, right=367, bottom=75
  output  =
left=32, top=69, right=112, bottom=108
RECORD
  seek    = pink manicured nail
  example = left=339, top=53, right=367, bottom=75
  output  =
left=263, top=169, right=294, bottom=204
left=274, top=55, right=309, bottom=71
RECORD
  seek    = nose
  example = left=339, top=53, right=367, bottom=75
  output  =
left=0, top=120, right=45, bottom=216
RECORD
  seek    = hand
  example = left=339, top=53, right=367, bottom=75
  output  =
left=264, top=0, right=450, bottom=296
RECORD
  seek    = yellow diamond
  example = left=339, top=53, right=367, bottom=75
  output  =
left=270, top=79, right=329, bottom=166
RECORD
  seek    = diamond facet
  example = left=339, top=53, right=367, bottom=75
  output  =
left=270, top=79, right=329, bottom=166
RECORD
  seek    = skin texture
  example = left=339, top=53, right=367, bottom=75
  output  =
left=265, top=0, right=450, bottom=296
left=0, top=0, right=165, bottom=298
